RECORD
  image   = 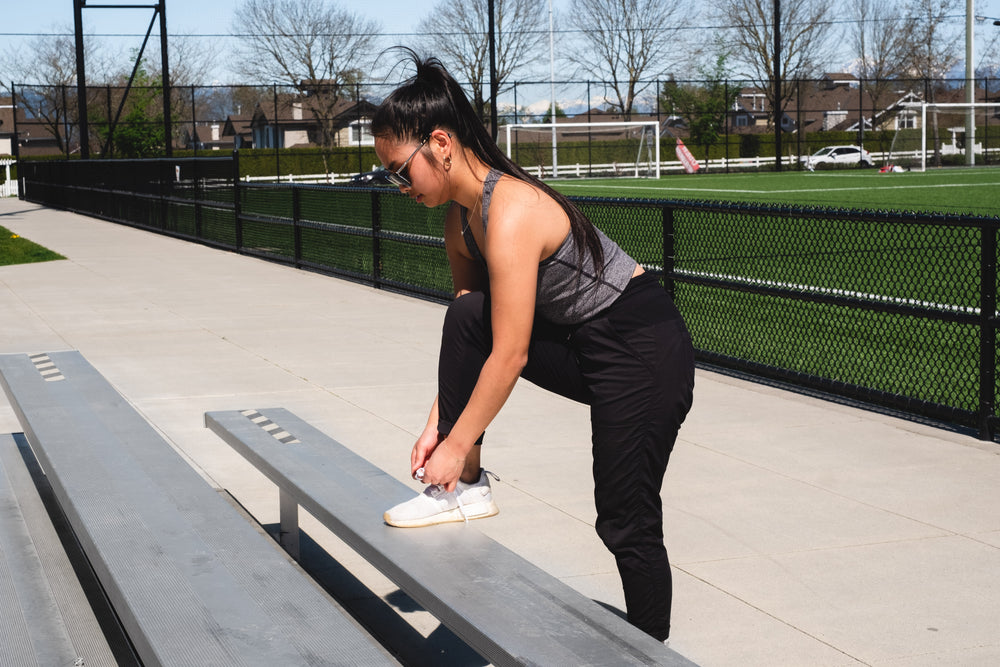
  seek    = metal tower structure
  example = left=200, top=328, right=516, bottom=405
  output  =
left=73, top=1, right=172, bottom=158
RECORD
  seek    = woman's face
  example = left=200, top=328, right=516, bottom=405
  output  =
left=375, top=136, right=447, bottom=208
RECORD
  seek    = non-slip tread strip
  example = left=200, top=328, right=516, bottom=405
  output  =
left=28, top=354, right=64, bottom=382
left=240, top=409, right=300, bottom=444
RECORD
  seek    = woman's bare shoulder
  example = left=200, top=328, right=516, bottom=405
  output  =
left=490, top=175, right=562, bottom=222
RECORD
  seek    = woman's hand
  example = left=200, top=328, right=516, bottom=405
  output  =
left=421, top=439, right=467, bottom=492
left=411, top=424, right=443, bottom=479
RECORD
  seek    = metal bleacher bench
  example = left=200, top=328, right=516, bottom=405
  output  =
left=0, top=432, right=106, bottom=666
left=206, top=407, right=699, bottom=667
left=0, top=351, right=398, bottom=667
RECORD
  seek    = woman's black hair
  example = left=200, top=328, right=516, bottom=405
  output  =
left=372, top=48, right=604, bottom=275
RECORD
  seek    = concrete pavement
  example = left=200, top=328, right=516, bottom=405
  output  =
left=1, top=196, right=998, bottom=666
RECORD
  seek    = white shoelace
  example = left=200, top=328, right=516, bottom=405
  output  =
left=454, top=488, right=469, bottom=523
left=419, top=469, right=499, bottom=525
left=423, top=483, right=469, bottom=523
left=453, top=471, right=498, bottom=523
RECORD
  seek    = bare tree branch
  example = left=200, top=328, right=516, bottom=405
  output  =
left=567, top=0, right=692, bottom=119
left=848, top=0, right=919, bottom=129
left=707, top=0, right=839, bottom=128
left=415, top=0, right=548, bottom=120
left=233, top=0, right=380, bottom=152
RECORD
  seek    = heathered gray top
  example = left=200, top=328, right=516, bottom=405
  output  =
left=460, top=169, right=637, bottom=325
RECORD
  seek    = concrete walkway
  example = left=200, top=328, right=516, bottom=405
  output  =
left=1, top=197, right=998, bottom=666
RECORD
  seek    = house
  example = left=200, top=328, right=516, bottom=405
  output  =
left=729, top=74, right=925, bottom=135
left=180, top=120, right=231, bottom=151
left=222, top=114, right=253, bottom=149
left=0, top=98, right=14, bottom=156
left=246, top=94, right=378, bottom=150
left=730, top=88, right=773, bottom=130
left=728, top=73, right=1000, bottom=138
left=0, top=98, right=64, bottom=156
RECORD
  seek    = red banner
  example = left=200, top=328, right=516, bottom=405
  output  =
left=675, top=139, right=700, bottom=174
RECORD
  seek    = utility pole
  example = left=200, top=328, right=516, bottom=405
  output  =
left=73, top=0, right=89, bottom=158
left=488, top=0, right=498, bottom=140
left=966, top=0, right=975, bottom=166
left=773, top=0, right=782, bottom=171
left=549, top=0, right=557, bottom=177
left=159, top=0, right=172, bottom=157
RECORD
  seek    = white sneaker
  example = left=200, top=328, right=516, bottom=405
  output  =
left=383, top=469, right=499, bottom=528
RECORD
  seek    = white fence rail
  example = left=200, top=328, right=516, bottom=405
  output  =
left=189, top=148, right=1000, bottom=189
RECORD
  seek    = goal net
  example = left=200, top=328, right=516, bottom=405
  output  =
left=888, top=102, right=1000, bottom=172
left=502, top=121, right=661, bottom=179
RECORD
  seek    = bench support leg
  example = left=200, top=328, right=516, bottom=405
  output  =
left=279, top=489, right=300, bottom=560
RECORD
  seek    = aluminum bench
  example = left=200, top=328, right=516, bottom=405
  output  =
left=0, top=432, right=108, bottom=666
left=206, top=406, right=699, bottom=667
left=0, top=351, right=398, bottom=667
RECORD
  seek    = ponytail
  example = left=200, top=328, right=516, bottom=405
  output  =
left=372, top=49, right=605, bottom=276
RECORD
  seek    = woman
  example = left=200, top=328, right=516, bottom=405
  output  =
left=374, top=52, right=695, bottom=643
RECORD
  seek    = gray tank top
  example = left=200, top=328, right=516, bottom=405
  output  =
left=460, top=169, right=637, bottom=325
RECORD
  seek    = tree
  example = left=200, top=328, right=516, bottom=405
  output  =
left=567, top=0, right=692, bottom=119
left=1, top=29, right=110, bottom=155
left=232, top=0, right=380, bottom=169
left=849, top=0, right=918, bottom=131
left=901, top=0, right=961, bottom=166
left=92, top=58, right=171, bottom=158
left=415, top=0, right=548, bottom=124
left=541, top=102, right=569, bottom=124
left=660, top=48, right=738, bottom=170
left=902, top=0, right=961, bottom=80
left=708, top=0, right=838, bottom=131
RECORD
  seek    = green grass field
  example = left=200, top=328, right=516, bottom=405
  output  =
left=0, top=225, right=64, bottom=266
left=550, top=166, right=1000, bottom=217
left=549, top=167, right=993, bottom=418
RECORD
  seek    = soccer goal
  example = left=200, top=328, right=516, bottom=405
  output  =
left=502, top=121, right=661, bottom=179
left=890, top=102, right=1000, bottom=172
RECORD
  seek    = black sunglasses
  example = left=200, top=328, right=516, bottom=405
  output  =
left=384, top=137, right=428, bottom=188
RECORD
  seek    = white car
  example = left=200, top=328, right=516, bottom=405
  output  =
left=806, top=145, right=874, bottom=170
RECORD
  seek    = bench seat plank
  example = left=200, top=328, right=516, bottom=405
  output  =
left=0, top=433, right=81, bottom=667
left=206, top=407, right=698, bottom=667
left=0, top=352, right=397, bottom=667
left=0, top=431, right=120, bottom=666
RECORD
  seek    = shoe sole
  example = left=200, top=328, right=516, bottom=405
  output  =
left=383, top=500, right=499, bottom=528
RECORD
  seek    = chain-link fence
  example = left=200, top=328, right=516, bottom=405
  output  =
left=9, top=76, right=1000, bottom=175
left=17, top=156, right=1000, bottom=441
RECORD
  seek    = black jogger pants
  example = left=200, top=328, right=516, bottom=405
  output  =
left=435, top=272, right=695, bottom=641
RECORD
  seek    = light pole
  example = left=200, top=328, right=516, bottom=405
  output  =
left=973, top=14, right=1000, bottom=165
left=549, top=0, right=557, bottom=177
left=966, top=0, right=974, bottom=165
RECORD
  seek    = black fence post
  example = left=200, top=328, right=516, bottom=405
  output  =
left=662, top=204, right=675, bottom=299
left=979, top=220, right=998, bottom=440
left=371, top=189, right=382, bottom=288
left=233, top=150, right=243, bottom=251
left=159, top=160, right=169, bottom=231
left=194, top=158, right=203, bottom=238
left=292, top=186, right=302, bottom=268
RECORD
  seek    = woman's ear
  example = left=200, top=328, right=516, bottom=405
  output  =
left=429, top=128, right=453, bottom=161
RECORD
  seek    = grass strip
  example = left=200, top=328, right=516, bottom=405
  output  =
left=0, top=225, right=64, bottom=266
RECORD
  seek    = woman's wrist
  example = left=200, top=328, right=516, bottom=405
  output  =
left=439, top=438, right=469, bottom=463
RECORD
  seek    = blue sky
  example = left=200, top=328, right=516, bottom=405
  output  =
left=0, top=0, right=568, bottom=83
left=3, top=0, right=999, bottom=87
